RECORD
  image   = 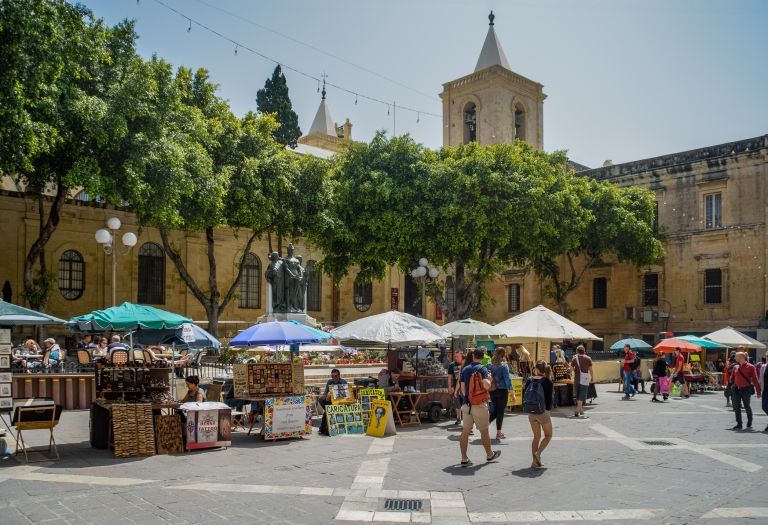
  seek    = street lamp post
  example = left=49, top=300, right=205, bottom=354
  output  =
left=95, top=217, right=137, bottom=306
left=410, top=258, right=440, bottom=317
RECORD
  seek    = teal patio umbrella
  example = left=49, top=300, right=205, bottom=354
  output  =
left=287, top=320, right=332, bottom=341
left=676, top=334, right=728, bottom=349
left=69, top=302, right=192, bottom=332
left=0, top=300, right=67, bottom=326
left=609, top=338, right=652, bottom=351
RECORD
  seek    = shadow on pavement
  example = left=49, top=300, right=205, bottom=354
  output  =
left=510, top=467, right=547, bottom=478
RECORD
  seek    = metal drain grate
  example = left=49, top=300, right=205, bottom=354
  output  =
left=641, top=440, right=674, bottom=446
left=384, top=499, right=423, bottom=512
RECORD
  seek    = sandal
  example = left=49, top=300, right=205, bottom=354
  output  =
left=461, top=459, right=473, bottom=468
left=486, top=450, right=501, bottom=462
left=495, top=432, right=506, bottom=439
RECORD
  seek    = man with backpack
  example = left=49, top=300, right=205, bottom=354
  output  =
left=459, top=348, right=501, bottom=467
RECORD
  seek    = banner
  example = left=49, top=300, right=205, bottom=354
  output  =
left=325, top=403, right=365, bottom=436
left=366, top=399, right=396, bottom=438
left=264, top=396, right=312, bottom=440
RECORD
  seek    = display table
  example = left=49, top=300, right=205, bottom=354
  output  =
left=91, top=399, right=180, bottom=455
left=385, top=392, right=426, bottom=426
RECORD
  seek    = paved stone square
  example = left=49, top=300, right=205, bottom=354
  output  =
left=1, top=384, right=767, bottom=524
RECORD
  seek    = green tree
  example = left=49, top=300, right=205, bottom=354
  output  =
left=531, top=178, right=664, bottom=315
left=256, top=65, right=302, bottom=148
left=0, top=0, right=138, bottom=309
left=314, top=134, right=663, bottom=321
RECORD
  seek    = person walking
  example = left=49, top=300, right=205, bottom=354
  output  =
left=524, top=360, right=553, bottom=468
left=760, top=351, right=768, bottom=432
left=672, top=347, right=690, bottom=399
left=730, top=351, right=762, bottom=430
left=621, top=344, right=636, bottom=400
left=724, top=351, right=737, bottom=407
left=631, top=352, right=647, bottom=394
left=458, top=348, right=501, bottom=467
left=570, top=345, right=593, bottom=418
left=448, top=353, right=463, bottom=426
left=488, top=347, right=515, bottom=439
left=651, top=353, right=670, bottom=402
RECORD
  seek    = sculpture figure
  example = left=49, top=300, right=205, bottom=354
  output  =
left=265, top=251, right=286, bottom=312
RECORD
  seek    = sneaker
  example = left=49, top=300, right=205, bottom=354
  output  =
left=460, top=459, right=473, bottom=468
left=621, top=395, right=631, bottom=400
left=486, top=450, right=501, bottom=463
left=731, top=424, right=743, bottom=430
left=746, top=422, right=753, bottom=429
left=651, top=398, right=660, bottom=403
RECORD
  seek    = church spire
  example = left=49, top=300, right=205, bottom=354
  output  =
left=308, top=78, right=335, bottom=136
left=474, top=10, right=510, bottom=72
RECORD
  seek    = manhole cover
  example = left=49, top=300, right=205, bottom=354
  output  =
left=384, top=499, right=423, bottom=512
left=641, top=440, right=674, bottom=446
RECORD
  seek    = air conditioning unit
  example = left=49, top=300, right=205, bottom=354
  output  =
left=641, top=310, right=658, bottom=323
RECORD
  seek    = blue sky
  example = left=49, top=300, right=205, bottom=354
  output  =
left=76, top=0, right=767, bottom=167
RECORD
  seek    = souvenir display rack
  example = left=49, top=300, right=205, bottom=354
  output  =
left=95, top=362, right=171, bottom=402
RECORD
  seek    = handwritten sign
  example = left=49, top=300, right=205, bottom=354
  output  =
left=325, top=403, right=365, bottom=436
left=507, top=377, right=523, bottom=408
left=264, top=396, right=312, bottom=440
left=358, top=388, right=385, bottom=428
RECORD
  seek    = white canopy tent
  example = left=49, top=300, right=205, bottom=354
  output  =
left=441, top=318, right=507, bottom=339
left=703, top=326, right=766, bottom=349
left=329, top=310, right=449, bottom=345
left=494, top=305, right=602, bottom=362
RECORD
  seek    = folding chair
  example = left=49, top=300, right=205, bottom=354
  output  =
left=14, top=403, right=61, bottom=463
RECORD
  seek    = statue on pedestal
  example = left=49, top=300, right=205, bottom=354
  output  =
left=265, top=243, right=308, bottom=314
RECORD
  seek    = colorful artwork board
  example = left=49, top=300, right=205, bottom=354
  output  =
left=325, top=402, right=365, bottom=436
left=263, top=395, right=312, bottom=440
left=358, top=388, right=385, bottom=428
left=330, top=382, right=353, bottom=404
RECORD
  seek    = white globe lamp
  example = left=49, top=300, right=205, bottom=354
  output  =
left=428, top=267, right=439, bottom=279
left=95, top=229, right=111, bottom=244
left=418, top=257, right=429, bottom=267
left=122, top=232, right=138, bottom=247
left=106, top=217, right=122, bottom=230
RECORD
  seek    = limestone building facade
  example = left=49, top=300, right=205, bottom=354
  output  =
left=1, top=11, right=766, bottom=347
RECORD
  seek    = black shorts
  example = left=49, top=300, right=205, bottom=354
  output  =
left=674, top=372, right=685, bottom=384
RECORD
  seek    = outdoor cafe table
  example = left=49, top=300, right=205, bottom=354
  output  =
left=385, top=392, right=427, bottom=426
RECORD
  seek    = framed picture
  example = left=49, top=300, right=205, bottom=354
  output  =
left=0, top=373, right=11, bottom=383
left=0, top=398, right=11, bottom=410
left=0, top=383, right=10, bottom=397
left=0, top=345, right=11, bottom=355
left=0, top=329, right=10, bottom=344
left=0, top=355, right=10, bottom=369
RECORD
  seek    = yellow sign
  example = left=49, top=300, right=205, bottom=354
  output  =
left=508, top=377, right=523, bottom=407
left=358, top=388, right=385, bottom=428
left=330, top=383, right=354, bottom=404
left=366, top=399, right=396, bottom=438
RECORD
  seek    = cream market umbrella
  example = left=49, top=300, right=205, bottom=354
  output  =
left=703, top=326, right=766, bottom=349
left=494, top=305, right=602, bottom=361
left=441, top=318, right=507, bottom=338
left=330, top=311, right=449, bottom=345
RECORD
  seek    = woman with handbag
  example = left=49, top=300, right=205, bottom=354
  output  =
left=487, top=348, right=515, bottom=439
left=651, top=354, right=669, bottom=402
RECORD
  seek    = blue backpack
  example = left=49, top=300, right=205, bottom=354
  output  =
left=523, top=379, right=546, bottom=414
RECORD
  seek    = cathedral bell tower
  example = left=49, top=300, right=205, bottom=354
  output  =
left=439, top=11, right=545, bottom=148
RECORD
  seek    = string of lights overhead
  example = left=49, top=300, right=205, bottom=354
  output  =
left=147, top=0, right=442, bottom=122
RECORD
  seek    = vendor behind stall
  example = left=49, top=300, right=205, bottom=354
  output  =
left=319, top=369, right=348, bottom=436
left=181, top=375, right=204, bottom=403
left=380, top=368, right=402, bottom=393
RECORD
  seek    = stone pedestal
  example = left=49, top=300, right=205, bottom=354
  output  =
left=257, top=312, right=318, bottom=327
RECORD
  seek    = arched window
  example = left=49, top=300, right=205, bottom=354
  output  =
left=239, top=253, right=261, bottom=309
left=58, top=250, right=84, bottom=300
left=463, top=102, right=477, bottom=144
left=353, top=276, right=373, bottom=312
left=514, top=104, right=526, bottom=141
left=306, top=260, right=322, bottom=312
left=138, top=242, right=165, bottom=305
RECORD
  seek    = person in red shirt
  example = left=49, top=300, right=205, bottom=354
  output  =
left=621, top=345, right=636, bottom=400
left=730, top=352, right=762, bottom=430
left=672, top=347, right=690, bottom=398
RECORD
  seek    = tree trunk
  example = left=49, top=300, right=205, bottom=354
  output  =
left=23, top=181, right=66, bottom=310
left=159, top=227, right=259, bottom=338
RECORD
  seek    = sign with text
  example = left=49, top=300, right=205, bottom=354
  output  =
left=325, top=403, right=365, bottom=436
left=366, top=399, right=397, bottom=438
left=185, top=408, right=232, bottom=450
left=264, top=396, right=312, bottom=440
left=508, top=377, right=523, bottom=407
left=358, top=388, right=385, bottom=428
left=390, top=288, right=399, bottom=311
